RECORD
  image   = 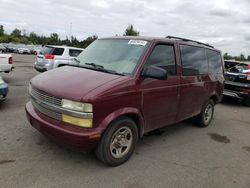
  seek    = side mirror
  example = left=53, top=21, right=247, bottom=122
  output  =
left=141, top=65, right=168, bottom=80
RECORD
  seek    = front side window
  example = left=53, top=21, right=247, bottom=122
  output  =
left=145, top=44, right=176, bottom=76
left=180, top=45, right=207, bottom=76
left=76, top=39, right=148, bottom=75
left=207, top=49, right=223, bottom=74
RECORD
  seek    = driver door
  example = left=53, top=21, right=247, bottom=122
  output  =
left=139, top=43, right=180, bottom=132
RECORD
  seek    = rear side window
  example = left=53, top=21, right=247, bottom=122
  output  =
left=145, top=44, right=176, bottom=76
left=69, top=49, right=83, bottom=57
left=207, top=49, right=223, bottom=74
left=52, top=48, right=64, bottom=55
left=180, top=45, right=207, bottom=76
left=41, top=47, right=64, bottom=56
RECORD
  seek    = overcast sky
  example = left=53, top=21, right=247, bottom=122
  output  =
left=0, top=0, right=249, bottom=55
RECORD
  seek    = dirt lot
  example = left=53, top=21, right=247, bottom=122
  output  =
left=0, top=54, right=250, bottom=188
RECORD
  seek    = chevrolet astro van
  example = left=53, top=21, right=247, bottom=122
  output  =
left=26, top=36, right=224, bottom=166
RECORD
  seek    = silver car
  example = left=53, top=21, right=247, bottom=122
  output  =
left=34, top=45, right=83, bottom=72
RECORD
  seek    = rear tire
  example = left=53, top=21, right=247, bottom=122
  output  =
left=195, top=99, right=215, bottom=127
left=96, top=117, right=138, bottom=166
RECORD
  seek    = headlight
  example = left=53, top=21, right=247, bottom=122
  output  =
left=62, top=99, right=93, bottom=113
left=62, top=99, right=93, bottom=128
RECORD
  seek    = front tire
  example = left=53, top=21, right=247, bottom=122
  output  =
left=195, top=99, right=215, bottom=127
left=96, top=117, right=138, bottom=166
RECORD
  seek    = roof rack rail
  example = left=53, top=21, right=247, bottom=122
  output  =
left=166, top=36, right=214, bottom=48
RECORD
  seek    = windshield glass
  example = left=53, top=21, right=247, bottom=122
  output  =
left=225, top=61, right=249, bottom=73
left=75, top=39, right=148, bottom=75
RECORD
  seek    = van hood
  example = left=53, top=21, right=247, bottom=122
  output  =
left=31, top=66, right=125, bottom=101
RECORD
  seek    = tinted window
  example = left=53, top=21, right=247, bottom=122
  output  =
left=52, top=48, right=64, bottom=55
left=145, top=44, right=176, bottom=76
left=207, top=50, right=223, bottom=74
left=180, top=45, right=207, bottom=76
left=69, top=49, right=83, bottom=57
left=41, top=47, right=64, bottom=56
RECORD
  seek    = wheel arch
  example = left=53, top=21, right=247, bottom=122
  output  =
left=98, top=108, right=144, bottom=138
left=210, top=94, right=220, bottom=104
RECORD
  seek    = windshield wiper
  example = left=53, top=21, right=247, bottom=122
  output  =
left=85, top=63, right=125, bottom=76
left=68, top=62, right=125, bottom=76
left=74, top=58, right=81, bottom=63
left=85, top=62, right=104, bottom=69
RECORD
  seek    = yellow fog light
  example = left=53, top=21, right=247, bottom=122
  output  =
left=62, top=114, right=93, bottom=128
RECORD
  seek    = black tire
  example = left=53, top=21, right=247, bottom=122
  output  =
left=96, top=117, right=138, bottom=166
left=244, top=98, right=250, bottom=107
left=195, top=99, right=215, bottom=127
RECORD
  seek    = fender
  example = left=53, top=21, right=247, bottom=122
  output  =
left=98, top=107, right=145, bottom=137
left=209, top=91, right=221, bottom=103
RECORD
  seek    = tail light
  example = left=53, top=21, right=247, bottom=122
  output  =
left=44, top=54, right=54, bottom=60
left=247, top=64, right=250, bottom=80
left=8, top=57, right=13, bottom=64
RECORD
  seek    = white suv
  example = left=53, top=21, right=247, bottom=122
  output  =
left=34, top=45, right=83, bottom=72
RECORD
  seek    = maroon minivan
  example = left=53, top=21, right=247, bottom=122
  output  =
left=26, top=36, right=224, bottom=166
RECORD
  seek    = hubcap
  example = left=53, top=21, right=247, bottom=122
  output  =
left=110, top=127, right=133, bottom=159
left=204, top=104, right=213, bottom=124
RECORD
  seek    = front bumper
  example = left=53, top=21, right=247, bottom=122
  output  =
left=0, top=83, right=8, bottom=101
left=25, top=102, right=102, bottom=151
left=223, top=81, right=250, bottom=100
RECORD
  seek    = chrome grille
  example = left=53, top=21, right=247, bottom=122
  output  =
left=30, top=87, right=62, bottom=107
left=31, top=100, right=62, bottom=120
left=30, top=86, right=62, bottom=120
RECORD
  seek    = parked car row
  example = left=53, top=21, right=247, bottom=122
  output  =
left=0, top=43, right=42, bottom=55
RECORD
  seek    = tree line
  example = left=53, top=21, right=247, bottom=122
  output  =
left=0, top=24, right=249, bottom=60
left=0, top=25, right=98, bottom=48
left=0, top=24, right=139, bottom=49
left=223, top=53, right=250, bottom=61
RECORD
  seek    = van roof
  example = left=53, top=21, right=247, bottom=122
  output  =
left=102, top=36, right=217, bottom=50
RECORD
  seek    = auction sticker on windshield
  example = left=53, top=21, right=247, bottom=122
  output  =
left=128, top=40, right=147, bottom=46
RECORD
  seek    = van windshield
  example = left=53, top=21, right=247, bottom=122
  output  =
left=225, top=61, right=250, bottom=73
left=75, top=39, right=148, bottom=75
